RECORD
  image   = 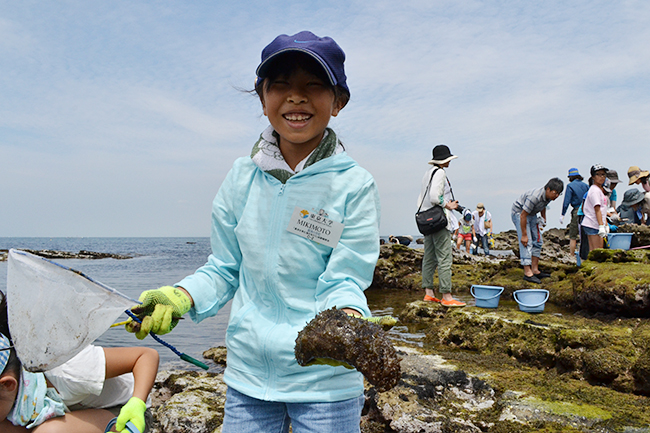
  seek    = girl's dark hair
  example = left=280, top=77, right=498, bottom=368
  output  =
left=1, top=291, right=21, bottom=377
left=254, top=51, right=349, bottom=108
left=568, top=175, right=583, bottom=182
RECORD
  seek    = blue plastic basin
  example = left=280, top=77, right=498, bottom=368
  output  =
left=470, top=285, right=504, bottom=309
left=513, top=289, right=549, bottom=313
left=608, top=233, right=633, bottom=250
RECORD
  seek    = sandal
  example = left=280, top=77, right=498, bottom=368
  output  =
left=440, top=298, right=466, bottom=307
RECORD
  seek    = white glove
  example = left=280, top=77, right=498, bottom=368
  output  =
left=559, top=215, right=564, bottom=224
left=598, top=225, right=607, bottom=237
left=538, top=216, right=546, bottom=228
left=473, top=236, right=477, bottom=242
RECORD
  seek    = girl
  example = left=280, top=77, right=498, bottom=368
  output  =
left=126, top=31, right=381, bottom=432
left=456, top=209, right=476, bottom=253
left=582, top=164, right=610, bottom=251
left=0, top=291, right=158, bottom=433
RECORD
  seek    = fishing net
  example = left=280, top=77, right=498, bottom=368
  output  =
left=6, top=249, right=135, bottom=372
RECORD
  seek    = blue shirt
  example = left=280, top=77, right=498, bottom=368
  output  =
left=562, top=179, right=589, bottom=215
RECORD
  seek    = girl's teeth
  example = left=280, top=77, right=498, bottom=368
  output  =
left=285, top=114, right=310, bottom=121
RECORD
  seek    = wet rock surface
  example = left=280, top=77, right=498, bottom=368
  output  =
left=148, top=370, right=227, bottom=433
left=147, top=232, right=650, bottom=432
left=149, top=339, right=650, bottom=433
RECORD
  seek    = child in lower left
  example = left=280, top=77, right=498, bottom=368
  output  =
left=0, top=291, right=159, bottom=432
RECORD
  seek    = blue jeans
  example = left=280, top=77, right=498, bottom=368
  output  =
left=221, top=387, right=365, bottom=433
left=473, top=233, right=490, bottom=255
left=511, top=210, right=542, bottom=266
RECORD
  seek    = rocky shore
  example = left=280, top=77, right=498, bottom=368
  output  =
left=142, top=225, right=650, bottom=433
left=4, top=226, right=650, bottom=432
left=0, top=249, right=133, bottom=261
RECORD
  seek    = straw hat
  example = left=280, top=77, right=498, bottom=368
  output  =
left=627, top=166, right=650, bottom=185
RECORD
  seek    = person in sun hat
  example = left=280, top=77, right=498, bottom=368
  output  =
left=604, top=169, right=623, bottom=225
left=559, top=167, right=589, bottom=257
left=417, top=144, right=466, bottom=307
left=617, top=189, right=646, bottom=225
left=512, top=177, right=564, bottom=284
left=627, top=166, right=650, bottom=191
left=606, top=170, right=621, bottom=210
left=627, top=166, right=650, bottom=225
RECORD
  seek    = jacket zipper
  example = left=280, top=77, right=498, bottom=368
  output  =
left=261, top=181, right=288, bottom=399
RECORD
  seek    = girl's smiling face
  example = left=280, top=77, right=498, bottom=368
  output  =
left=261, top=67, right=344, bottom=160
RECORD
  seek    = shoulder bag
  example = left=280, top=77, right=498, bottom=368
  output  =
left=415, top=168, right=449, bottom=235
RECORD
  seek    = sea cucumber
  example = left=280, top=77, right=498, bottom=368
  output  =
left=294, top=308, right=401, bottom=392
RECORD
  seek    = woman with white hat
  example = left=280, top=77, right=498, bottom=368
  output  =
left=417, top=144, right=466, bottom=307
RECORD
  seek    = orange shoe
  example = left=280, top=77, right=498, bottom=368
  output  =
left=423, top=295, right=441, bottom=303
left=440, top=298, right=466, bottom=307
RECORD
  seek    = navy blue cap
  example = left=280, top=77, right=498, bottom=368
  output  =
left=256, top=31, right=350, bottom=96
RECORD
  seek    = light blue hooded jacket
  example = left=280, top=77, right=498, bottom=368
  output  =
left=176, top=151, right=381, bottom=403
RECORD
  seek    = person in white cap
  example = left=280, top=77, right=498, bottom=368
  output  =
left=582, top=164, right=611, bottom=251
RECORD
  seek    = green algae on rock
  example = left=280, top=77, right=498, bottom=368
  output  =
left=571, top=261, right=650, bottom=317
left=294, top=308, right=401, bottom=392
left=395, top=302, right=650, bottom=430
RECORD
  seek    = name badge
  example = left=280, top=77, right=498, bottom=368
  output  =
left=287, top=206, right=344, bottom=249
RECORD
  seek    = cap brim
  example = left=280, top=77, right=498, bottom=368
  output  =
left=256, top=48, right=337, bottom=86
left=428, top=155, right=458, bottom=165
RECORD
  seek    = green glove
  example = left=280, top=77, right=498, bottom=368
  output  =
left=116, top=397, right=146, bottom=433
left=125, top=286, right=191, bottom=339
left=308, top=357, right=355, bottom=369
left=361, top=315, right=397, bottom=331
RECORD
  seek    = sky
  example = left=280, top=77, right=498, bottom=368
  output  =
left=1, top=1, right=649, bottom=237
